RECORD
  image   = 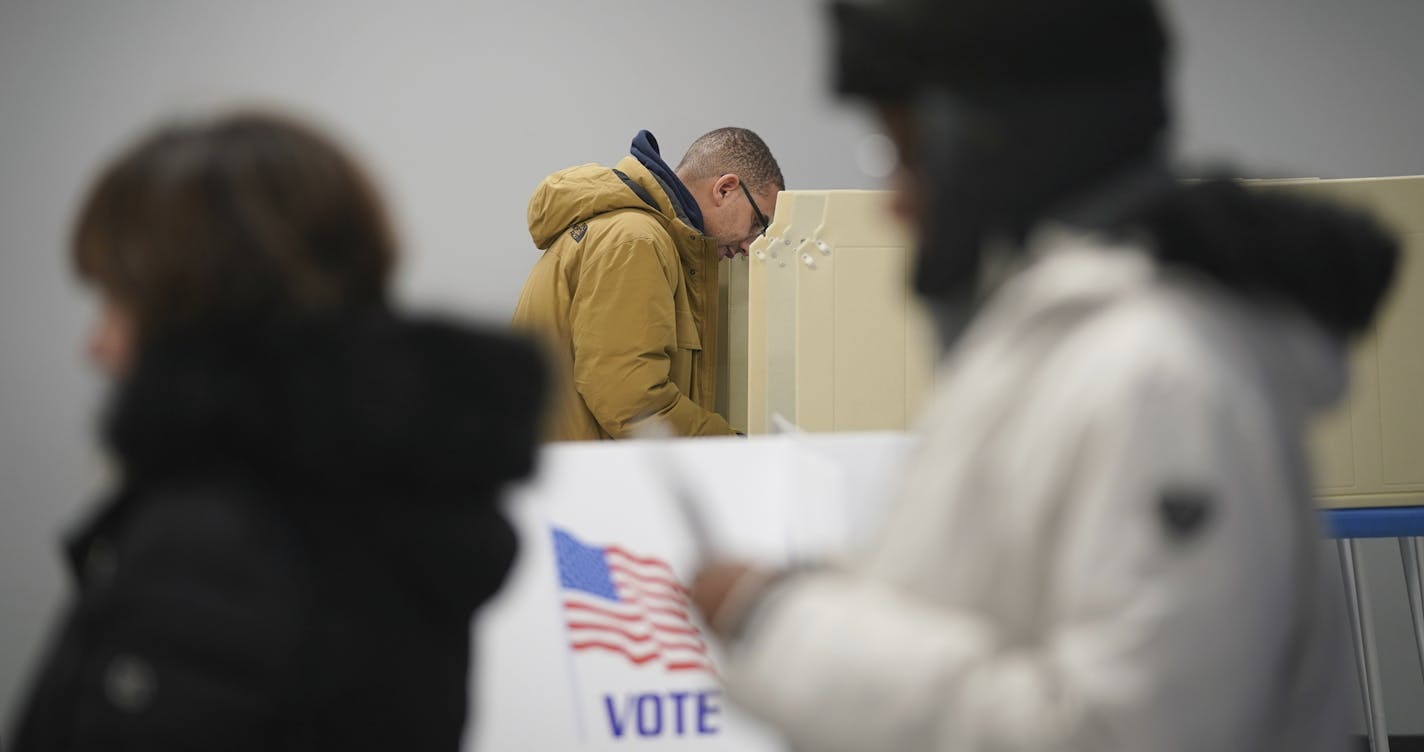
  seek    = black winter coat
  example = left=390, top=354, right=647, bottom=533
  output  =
left=10, top=315, right=545, bottom=751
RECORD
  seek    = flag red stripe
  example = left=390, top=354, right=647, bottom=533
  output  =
left=636, top=599, right=690, bottom=615
left=564, top=600, right=644, bottom=622
left=645, top=605, right=692, bottom=621
left=605, top=546, right=676, bottom=573
left=613, top=581, right=687, bottom=605
left=609, top=564, right=691, bottom=594
left=565, top=599, right=696, bottom=633
left=567, top=616, right=702, bottom=640
left=567, top=621, right=654, bottom=643
left=666, top=660, right=718, bottom=674
left=613, top=582, right=690, bottom=606
left=660, top=640, right=709, bottom=654
left=566, top=622, right=710, bottom=653
left=652, top=623, right=700, bottom=637
left=570, top=640, right=660, bottom=664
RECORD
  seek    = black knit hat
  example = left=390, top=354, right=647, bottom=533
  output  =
left=833, top=0, right=1169, bottom=101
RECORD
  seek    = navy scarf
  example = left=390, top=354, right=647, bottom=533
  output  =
left=629, top=130, right=704, bottom=233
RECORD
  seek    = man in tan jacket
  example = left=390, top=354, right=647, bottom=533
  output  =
left=512, top=129, right=783, bottom=440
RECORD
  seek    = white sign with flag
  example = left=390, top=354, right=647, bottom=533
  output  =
left=466, top=432, right=914, bottom=751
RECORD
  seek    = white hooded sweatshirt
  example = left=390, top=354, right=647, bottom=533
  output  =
left=722, top=227, right=1350, bottom=752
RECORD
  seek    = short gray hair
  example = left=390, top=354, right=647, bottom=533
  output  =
left=676, top=127, right=785, bottom=194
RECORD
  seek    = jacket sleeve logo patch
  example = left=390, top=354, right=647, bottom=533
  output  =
left=570, top=222, right=589, bottom=243
left=1159, top=487, right=1214, bottom=543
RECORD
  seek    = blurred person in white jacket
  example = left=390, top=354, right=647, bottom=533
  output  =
left=689, top=1, right=1399, bottom=750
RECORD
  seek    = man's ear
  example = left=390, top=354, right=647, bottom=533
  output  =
left=711, top=174, right=739, bottom=207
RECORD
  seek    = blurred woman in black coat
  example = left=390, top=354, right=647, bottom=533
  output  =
left=11, top=112, right=545, bottom=750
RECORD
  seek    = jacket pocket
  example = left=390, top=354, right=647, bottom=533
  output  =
left=674, top=300, right=701, bottom=352
left=671, top=302, right=699, bottom=394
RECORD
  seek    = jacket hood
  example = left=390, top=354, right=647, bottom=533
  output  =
left=1000, top=225, right=1349, bottom=418
left=1133, top=179, right=1398, bottom=339
left=631, top=130, right=705, bottom=233
left=527, top=161, right=669, bottom=250
left=107, top=314, right=547, bottom=501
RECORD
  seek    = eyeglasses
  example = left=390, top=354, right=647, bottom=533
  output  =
left=738, top=181, right=770, bottom=237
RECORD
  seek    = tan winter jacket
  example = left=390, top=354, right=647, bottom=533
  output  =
left=512, top=156, right=734, bottom=441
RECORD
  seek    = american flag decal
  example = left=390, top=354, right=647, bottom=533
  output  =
left=552, top=528, right=716, bottom=675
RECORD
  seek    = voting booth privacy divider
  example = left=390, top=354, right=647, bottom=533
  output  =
left=717, top=190, right=940, bottom=437
left=720, top=179, right=1424, bottom=509
left=1250, top=177, right=1424, bottom=510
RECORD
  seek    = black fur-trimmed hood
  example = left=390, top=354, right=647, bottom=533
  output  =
left=1135, top=179, right=1399, bottom=338
left=106, top=314, right=546, bottom=500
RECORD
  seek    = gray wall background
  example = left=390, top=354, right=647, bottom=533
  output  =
left=2, top=0, right=1422, bottom=737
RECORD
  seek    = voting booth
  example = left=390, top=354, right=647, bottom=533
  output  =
left=719, top=178, right=1424, bottom=509
left=1247, top=177, right=1424, bottom=510
left=717, top=190, right=939, bottom=436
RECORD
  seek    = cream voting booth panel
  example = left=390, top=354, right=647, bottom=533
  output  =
left=721, top=179, right=1423, bottom=507
left=1250, top=176, right=1424, bottom=510
left=715, top=255, right=748, bottom=432
left=467, top=433, right=913, bottom=752
left=730, top=190, right=939, bottom=434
